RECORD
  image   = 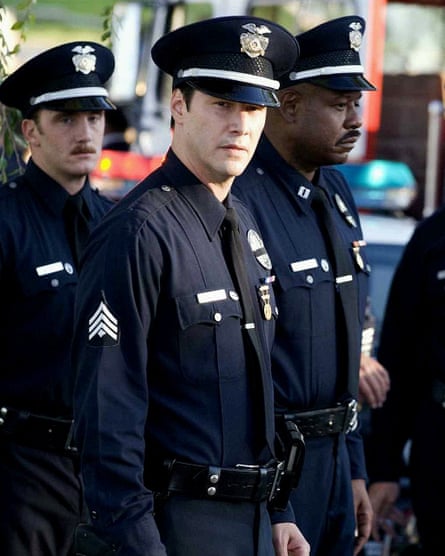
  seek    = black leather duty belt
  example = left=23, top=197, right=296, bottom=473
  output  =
left=148, top=459, right=279, bottom=503
left=0, top=406, right=77, bottom=454
left=282, top=400, right=358, bottom=438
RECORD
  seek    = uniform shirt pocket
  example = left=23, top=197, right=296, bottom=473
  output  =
left=175, top=290, right=245, bottom=383
left=18, top=260, right=77, bottom=297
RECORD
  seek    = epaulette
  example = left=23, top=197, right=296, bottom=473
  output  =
left=126, top=182, right=178, bottom=218
left=0, top=177, right=22, bottom=200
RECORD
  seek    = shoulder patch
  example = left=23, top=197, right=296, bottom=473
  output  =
left=88, top=298, right=119, bottom=347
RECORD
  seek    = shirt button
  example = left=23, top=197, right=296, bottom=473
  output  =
left=321, top=259, right=330, bottom=272
left=8, top=182, right=17, bottom=189
left=229, top=290, right=239, bottom=301
left=256, top=167, right=264, bottom=175
left=161, top=185, right=171, bottom=192
left=91, top=510, right=98, bottom=520
left=207, top=487, right=217, bottom=496
left=51, top=279, right=59, bottom=288
left=306, top=275, right=314, bottom=284
left=213, top=312, right=222, bottom=322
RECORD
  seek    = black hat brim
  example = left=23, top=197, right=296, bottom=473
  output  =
left=186, top=78, right=279, bottom=108
left=304, top=74, right=376, bottom=92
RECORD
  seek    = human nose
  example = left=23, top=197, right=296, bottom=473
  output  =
left=229, top=108, right=250, bottom=134
left=345, top=105, right=363, bottom=130
left=76, top=115, right=94, bottom=141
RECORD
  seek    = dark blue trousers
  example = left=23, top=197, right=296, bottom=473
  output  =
left=154, top=494, right=274, bottom=556
left=289, top=434, right=356, bottom=556
left=0, top=440, right=85, bottom=556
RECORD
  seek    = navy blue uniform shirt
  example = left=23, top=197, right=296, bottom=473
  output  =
left=0, top=159, right=113, bottom=416
left=234, top=135, right=369, bottom=479
left=72, top=150, right=279, bottom=553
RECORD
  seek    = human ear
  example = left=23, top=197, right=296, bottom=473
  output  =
left=21, top=119, right=40, bottom=147
left=170, top=89, right=187, bottom=123
left=278, top=89, right=301, bottom=124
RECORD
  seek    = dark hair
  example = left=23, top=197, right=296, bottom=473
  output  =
left=178, top=82, right=195, bottom=109
left=170, top=83, right=195, bottom=128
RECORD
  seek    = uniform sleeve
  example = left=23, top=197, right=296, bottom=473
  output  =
left=367, top=228, right=425, bottom=483
left=72, top=214, right=167, bottom=556
left=346, top=424, right=367, bottom=480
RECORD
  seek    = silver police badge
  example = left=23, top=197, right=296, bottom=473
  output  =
left=240, top=23, right=271, bottom=58
left=72, top=45, right=97, bottom=75
left=247, top=229, right=272, bottom=270
left=349, top=22, right=363, bottom=52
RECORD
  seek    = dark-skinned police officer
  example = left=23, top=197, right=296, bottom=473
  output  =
left=71, top=16, right=309, bottom=556
left=0, top=43, right=115, bottom=555
left=233, top=16, right=376, bottom=556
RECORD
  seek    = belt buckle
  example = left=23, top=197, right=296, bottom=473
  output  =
left=268, top=460, right=285, bottom=503
left=344, top=399, right=358, bottom=434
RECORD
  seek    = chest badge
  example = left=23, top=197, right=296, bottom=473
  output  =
left=258, top=284, right=272, bottom=320
left=247, top=229, right=272, bottom=270
left=334, top=193, right=357, bottom=228
left=351, top=239, right=367, bottom=271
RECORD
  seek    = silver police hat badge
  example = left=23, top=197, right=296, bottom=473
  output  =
left=71, top=45, right=97, bottom=74
left=349, top=21, right=363, bottom=52
left=247, top=229, right=272, bottom=270
left=240, top=23, right=271, bottom=58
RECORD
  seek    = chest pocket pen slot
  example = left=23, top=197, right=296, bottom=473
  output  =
left=274, top=259, right=333, bottom=293
left=18, top=264, right=77, bottom=297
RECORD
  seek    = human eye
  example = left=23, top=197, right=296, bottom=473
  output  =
left=88, top=112, right=103, bottom=124
left=59, top=114, right=74, bottom=124
left=215, top=100, right=230, bottom=108
left=335, top=102, right=346, bottom=111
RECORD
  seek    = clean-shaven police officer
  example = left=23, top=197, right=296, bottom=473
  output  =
left=71, top=16, right=309, bottom=556
left=234, top=16, right=376, bottom=556
left=0, top=42, right=115, bottom=555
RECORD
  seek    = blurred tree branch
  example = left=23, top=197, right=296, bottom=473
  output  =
left=0, top=0, right=35, bottom=182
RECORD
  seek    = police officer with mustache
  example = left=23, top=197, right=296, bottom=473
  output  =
left=234, top=16, right=377, bottom=556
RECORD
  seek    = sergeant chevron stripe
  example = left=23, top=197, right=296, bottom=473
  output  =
left=88, top=300, right=119, bottom=346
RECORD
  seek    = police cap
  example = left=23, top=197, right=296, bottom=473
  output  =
left=0, top=42, right=115, bottom=117
left=280, top=16, right=376, bottom=91
left=151, top=16, right=299, bottom=108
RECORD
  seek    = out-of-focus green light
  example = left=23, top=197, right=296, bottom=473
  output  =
left=335, top=160, right=417, bottom=211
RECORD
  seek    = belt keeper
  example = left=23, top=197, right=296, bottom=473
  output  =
left=343, top=400, right=358, bottom=433
left=207, top=466, right=220, bottom=497
left=255, top=467, right=269, bottom=502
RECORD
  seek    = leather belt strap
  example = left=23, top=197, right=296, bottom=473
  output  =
left=148, top=459, right=278, bottom=502
left=0, top=406, right=77, bottom=454
left=282, top=400, right=358, bottom=438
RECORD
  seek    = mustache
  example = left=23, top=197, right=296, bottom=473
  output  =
left=71, top=145, right=97, bottom=155
left=337, top=130, right=361, bottom=144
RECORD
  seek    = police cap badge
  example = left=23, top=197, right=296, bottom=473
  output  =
left=280, top=15, right=376, bottom=91
left=151, top=16, right=299, bottom=108
left=0, top=41, right=115, bottom=116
